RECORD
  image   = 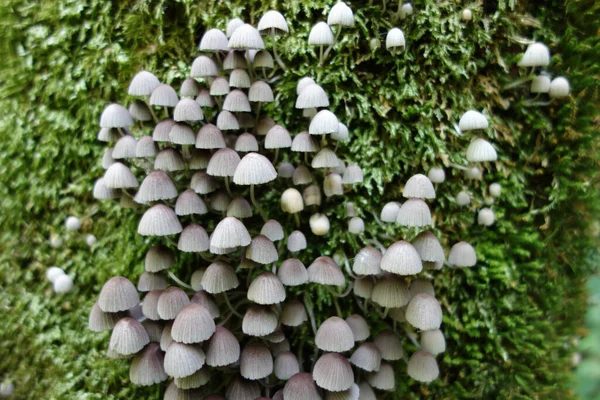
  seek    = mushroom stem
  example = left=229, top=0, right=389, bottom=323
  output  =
left=449, top=163, right=468, bottom=171
left=502, top=74, right=536, bottom=90
left=218, top=311, right=233, bottom=326
left=144, top=98, right=159, bottom=123
left=250, top=184, right=268, bottom=222
left=245, top=49, right=255, bottom=83
left=273, top=148, right=279, bottom=165
left=163, top=106, right=169, bottom=118
left=294, top=213, right=301, bottom=229
left=333, top=296, right=342, bottom=317
left=271, top=29, right=287, bottom=70
left=167, top=270, right=194, bottom=290
left=303, top=295, right=317, bottom=336
left=223, top=291, right=244, bottom=318
left=319, top=45, right=324, bottom=65
left=403, top=324, right=420, bottom=347
left=224, top=176, right=233, bottom=198
left=323, top=26, right=342, bottom=61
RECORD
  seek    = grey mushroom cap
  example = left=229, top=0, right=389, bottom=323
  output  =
left=257, top=10, right=289, bottom=35
left=210, top=217, right=251, bottom=250
left=175, top=189, right=208, bottom=216
left=88, top=302, right=126, bottom=332
left=206, top=326, right=240, bottom=367
left=199, top=28, right=229, bottom=52
left=174, top=367, right=210, bottom=389
left=157, top=286, right=190, bottom=320
left=223, top=89, right=251, bottom=111
left=228, top=24, right=265, bottom=50
left=137, top=204, right=182, bottom=236
left=93, top=178, right=118, bottom=200
left=129, top=343, right=167, bottom=386
left=142, top=290, right=163, bottom=321
left=104, top=162, right=138, bottom=189
left=109, top=317, right=150, bottom=356
left=260, top=219, right=285, bottom=241
left=308, top=256, right=346, bottom=287
left=196, top=123, right=226, bottom=149
left=284, top=373, right=323, bottom=400
left=313, top=353, right=354, bottom=392
left=169, top=122, right=196, bottom=145
left=295, top=83, right=329, bottom=109
left=191, top=55, right=219, bottom=77
left=153, top=118, right=176, bottom=142
left=352, top=247, right=383, bottom=276
left=367, top=361, right=395, bottom=391
left=171, top=303, right=216, bottom=343
left=128, top=70, right=161, bottom=96
left=100, top=103, right=134, bottom=128
left=287, top=230, right=308, bottom=252
left=240, top=342, right=274, bottom=380
left=326, top=383, right=359, bottom=400
left=145, top=244, right=175, bottom=272
left=371, top=276, right=411, bottom=308
left=226, top=376, right=261, bottom=400
left=98, top=276, right=139, bottom=313
left=405, top=293, right=443, bottom=330
left=247, top=272, right=286, bottom=305
left=242, top=306, right=278, bottom=337
left=373, top=330, right=403, bottom=361
left=190, top=290, right=220, bottom=319
left=357, top=382, right=376, bottom=400
left=280, top=299, right=308, bottom=327
left=380, top=240, right=423, bottom=275
left=409, top=278, right=435, bottom=298
left=396, top=198, right=432, bottom=227
left=180, top=78, right=201, bottom=98
left=135, top=135, right=158, bottom=158
left=137, top=271, right=168, bottom=292
left=278, top=258, right=308, bottom=286
left=412, top=231, right=446, bottom=263
left=112, top=135, right=137, bottom=159
left=380, top=201, right=402, bottom=222
left=420, top=329, right=446, bottom=355
left=216, top=109, right=240, bottom=132
left=246, top=235, right=279, bottom=265
left=265, top=125, right=293, bottom=149
left=292, top=131, right=320, bottom=152
left=178, top=224, right=210, bottom=253
left=164, top=341, right=205, bottom=378
left=274, top=351, right=300, bottom=380
left=154, top=148, right=186, bottom=171
left=164, top=380, right=203, bottom=400
left=207, top=148, right=241, bottom=177
left=407, top=351, right=439, bottom=383
left=345, top=314, right=370, bottom=342
left=403, top=173, right=436, bottom=199
left=353, top=278, right=374, bottom=299
left=315, top=317, right=355, bottom=352
left=135, top=171, right=178, bottom=204
left=200, top=261, right=240, bottom=294
left=235, top=133, right=259, bottom=153
left=149, top=84, right=179, bottom=107
left=349, top=342, right=381, bottom=372
left=233, top=152, right=277, bottom=185
left=448, top=241, right=477, bottom=267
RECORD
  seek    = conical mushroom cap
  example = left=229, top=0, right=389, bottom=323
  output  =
left=201, top=261, right=239, bottom=294
left=206, top=326, right=240, bottom=367
left=458, top=110, right=489, bottom=131
left=145, top=245, right=175, bottom=272
left=190, top=290, right=220, bottom=319
left=178, top=224, right=210, bottom=253
left=396, top=199, right=432, bottom=227
left=405, top=293, right=443, bottom=330
left=284, top=373, right=323, bottom=400
left=99, top=276, right=139, bottom=312
left=199, top=28, right=228, bottom=52
left=150, top=84, right=179, bottom=107
left=287, top=231, right=308, bottom=252
left=367, top=361, right=395, bottom=391
left=195, top=89, right=215, bottom=108
left=242, top=306, right=278, bottom=337
left=229, top=23, right=265, bottom=50
left=247, top=272, right=286, bottom=305
left=227, top=197, right=253, bottom=219
left=380, top=201, right=401, bottom=222
left=190, top=55, right=219, bottom=77
left=207, top=148, right=241, bottom=177
left=409, top=278, right=435, bottom=298
left=280, top=300, right=308, bottom=327
left=154, top=148, right=186, bottom=171
left=274, top=351, right=300, bottom=380
left=100, top=103, right=133, bottom=128
left=104, top=162, right=138, bottom=189
left=210, top=217, right=251, bottom=250
left=278, top=258, right=308, bottom=286
left=142, top=290, right=163, bottom=321
left=128, top=70, right=160, bottom=96
left=135, top=136, right=158, bottom=158
left=164, top=380, right=202, bottom=400
left=352, top=247, right=383, bottom=276
left=312, top=147, right=339, bottom=168
left=257, top=10, right=289, bottom=34
left=308, top=256, right=345, bottom=287
left=448, top=241, right=477, bottom=267
left=235, top=133, right=260, bottom=153
left=353, top=278, right=373, bottom=299
left=466, top=138, right=497, bottom=162
left=153, top=118, right=176, bottom=142
left=371, top=276, right=410, bottom=308
left=191, top=172, right=218, bottom=195
left=385, top=27, right=405, bottom=51
left=328, top=2, right=354, bottom=27
left=88, top=302, right=126, bottom=332
left=240, top=342, right=273, bottom=380
left=180, top=78, right=201, bottom=98
left=309, top=110, right=339, bottom=135
left=129, top=342, right=167, bottom=386
left=164, top=341, right=205, bottom=378
left=517, top=42, right=550, bottom=67
left=248, top=80, right=274, bottom=102
left=373, top=330, right=403, bottom=361
left=313, top=353, right=354, bottom=392
left=407, top=351, right=439, bottom=383
left=93, top=178, right=118, bottom=200
left=109, top=317, right=149, bottom=355
left=137, top=271, right=168, bottom=292
left=412, top=231, right=445, bottom=263
left=357, top=382, right=376, bottom=400
left=112, top=135, right=137, bottom=159
left=157, top=287, right=190, bottom=320
left=403, top=174, right=436, bottom=199
left=308, top=21, right=334, bottom=46
left=174, top=367, right=210, bottom=389
left=196, top=123, right=226, bottom=149
left=380, top=240, right=422, bottom=275
left=174, top=98, right=204, bottom=123
left=246, top=235, right=278, bottom=264
left=260, top=219, right=285, bottom=241
left=345, top=314, right=370, bottom=342
left=265, top=125, right=292, bottom=149
left=175, top=189, right=208, bottom=216
left=349, top=343, right=381, bottom=372
left=420, top=329, right=446, bottom=355
left=315, top=317, right=355, bottom=352
left=233, top=152, right=277, bottom=185
left=216, top=110, right=240, bottom=130
left=292, top=131, right=320, bottom=152
left=171, top=303, right=216, bottom=343
left=223, top=89, right=251, bottom=112
left=138, top=204, right=182, bottom=236
left=295, top=83, right=329, bottom=109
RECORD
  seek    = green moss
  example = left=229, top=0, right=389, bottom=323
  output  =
left=0, top=0, right=598, bottom=398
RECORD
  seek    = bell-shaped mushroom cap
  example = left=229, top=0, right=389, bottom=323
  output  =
left=138, top=204, right=182, bottom=236
left=175, top=190, right=208, bottom=216
left=373, top=330, right=403, bottom=361
left=308, top=21, right=334, bottom=45
left=296, top=83, right=329, bottom=109
left=128, top=70, right=160, bottom=96
left=323, top=173, right=343, bottom=197
left=129, top=100, right=152, bottom=120
left=409, top=278, right=435, bottom=298
left=240, top=343, right=273, bottom=380
left=224, top=197, right=251, bottom=219
left=88, top=302, right=125, bottom=332
left=164, top=342, right=205, bottom=378
left=381, top=240, right=422, bottom=275
left=191, top=55, right=219, bottom=78
left=478, top=207, right=495, bottom=226
left=189, top=270, right=206, bottom=293
left=293, top=165, right=313, bottom=185
left=247, top=272, right=286, bottom=305
left=265, top=125, right=292, bottom=149
left=316, top=317, right=355, bottom=352
left=278, top=162, right=295, bottom=178
left=287, top=231, right=307, bottom=252
left=254, top=50, right=274, bottom=68
left=254, top=222, right=282, bottom=244
left=308, top=256, right=345, bottom=287
left=153, top=118, right=176, bottom=142
left=142, top=290, right=163, bottom=320
left=313, top=353, right=354, bottom=392
left=201, top=261, right=240, bottom=294
left=328, top=2, right=354, bottom=27
left=210, top=217, right=250, bottom=250
left=207, top=148, right=241, bottom=177
left=180, top=78, right=201, bottom=98
left=226, top=17, right=244, bottom=36
left=296, top=77, right=316, bottom=95
left=357, top=382, right=376, bottom=400
left=278, top=258, right=308, bottom=286
left=195, top=89, right=215, bottom=108
left=206, top=326, right=240, bottom=366
left=420, top=329, right=446, bottom=355
left=407, top=351, right=439, bottom=382
left=93, top=178, right=118, bottom=200
left=112, top=135, right=137, bottom=159
left=348, top=217, right=365, bottom=234
left=345, top=315, right=369, bottom=342
left=353, top=278, right=374, bottom=299
left=455, top=191, right=471, bottom=206
left=549, top=76, right=570, bottom=98
left=177, top=224, right=210, bottom=253
left=448, top=241, right=477, bottom=267
left=292, top=131, right=320, bottom=152
left=403, top=174, right=436, bottom=199
left=155, top=148, right=186, bottom=171
left=257, top=10, right=289, bottom=34
left=109, top=317, right=149, bottom=355
left=380, top=201, right=401, bottom=222
left=385, top=28, right=405, bottom=51
left=412, top=231, right=445, bottom=263
left=99, top=276, right=139, bottom=312
left=350, top=343, right=381, bottom=372
left=145, top=245, right=175, bottom=272
left=248, top=80, right=274, bottom=102
left=235, top=133, right=259, bottom=153
left=327, top=383, right=359, bottom=400
left=281, top=188, right=304, bottom=213
left=465, top=165, right=482, bottom=180
left=129, top=343, right=167, bottom=386
left=284, top=372, right=322, bottom=400
left=226, top=376, right=262, bottom=400
left=427, top=167, right=445, bottom=184
left=396, top=199, right=432, bottom=227
left=517, top=42, right=550, bottom=67
left=405, top=293, right=442, bottom=330
left=367, top=361, right=395, bottom=391
left=342, top=165, right=363, bottom=184
left=353, top=247, right=382, bottom=276
left=174, top=99, right=203, bottom=123
left=100, top=104, right=134, bottom=128
left=171, top=303, right=216, bottom=344
left=196, top=123, right=226, bottom=150
left=332, top=122, right=349, bottom=142
left=242, top=306, right=278, bottom=337
left=466, top=138, right=497, bottom=162
left=209, top=190, right=232, bottom=215
left=157, top=287, right=190, bottom=320
left=304, top=184, right=322, bottom=206
left=136, top=136, right=158, bottom=158
left=245, top=235, right=278, bottom=265
left=104, top=162, right=138, bottom=189
left=274, top=351, right=300, bottom=380
left=175, top=367, right=210, bottom=389
left=199, top=28, right=228, bottom=51
left=150, top=84, right=179, bottom=107
left=281, top=300, right=308, bottom=326
left=190, top=290, right=219, bottom=319
left=312, top=147, right=339, bottom=168
left=458, top=110, right=489, bottom=131
left=531, top=74, right=551, bottom=93
left=223, top=89, right=251, bottom=113
left=371, top=276, right=411, bottom=308
left=138, top=272, right=168, bottom=292
left=229, top=23, right=265, bottom=49
left=309, top=110, right=339, bottom=135
left=209, top=77, right=231, bottom=97
left=233, top=153, right=277, bottom=185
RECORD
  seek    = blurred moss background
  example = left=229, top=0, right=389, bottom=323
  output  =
left=0, top=0, right=598, bottom=398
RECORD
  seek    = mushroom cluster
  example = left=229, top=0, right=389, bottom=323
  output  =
left=89, top=5, right=493, bottom=399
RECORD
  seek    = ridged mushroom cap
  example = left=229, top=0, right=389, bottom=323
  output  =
left=227, top=18, right=245, bottom=37
left=313, top=353, right=354, bottom=392
left=145, top=245, right=175, bottom=273
left=199, top=28, right=228, bottom=51
left=104, top=162, right=138, bottom=189
left=354, top=278, right=374, bottom=299
left=153, top=118, right=176, bottom=142
left=265, top=125, right=292, bottom=149
left=233, top=153, right=277, bottom=185
left=295, top=83, right=329, bottom=109
left=292, top=131, right=320, bottom=153
left=206, top=326, right=240, bottom=367
left=180, top=78, right=201, bottom=98
left=137, top=272, right=168, bottom=292
left=287, top=231, right=307, bottom=252
left=190, top=290, right=219, bottom=319
left=190, top=55, right=219, bottom=77
left=195, top=89, right=215, bottom=108
left=420, top=329, right=446, bottom=355
left=210, top=76, right=231, bottom=96
left=458, top=110, right=488, bottom=131
left=228, top=24, right=265, bottom=50
left=309, top=110, right=339, bottom=136
left=93, top=177, right=118, bottom=200
left=100, top=103, right=134, bottom=128
left=367, top=361, right=395, bottom=391
left=345, top=314, right=370, bottom=342
left=284, top=373, right=322, bottom=400
left=371, top=276, right=411, bottom=308
left=164, top=342, right=205, bottom=378
left=128, top=70, right=160, bottom=96
left=138, top=204, right=182, bottom=236
left=247, top=272, right=286, bottom=305
left=405, top=293, right=443, bottom=330
left=227, top=197, right=253, bottom=219
left=174, top=99, right=203, bottom=123
left=135, top=135, right=158, bottom=158
left=175, top=190, right=208, bottom=216
left=396, top=199, right=432, bottom=227
left=386, top=28, right=405, bottom=50
left=278, top=258, right=308, bottom=286
left=380, top=240, right=422, bottom=275
left=210, top=217, right=251, bottom=250
left=312, top=147, right=339, bottom=169
left=328, top=2, right=354, bottom=27
left=207, top=148, right=241, bottom=177
left=517, top=42, right=550, bottom=67
left=403, top=174, right=436, bottom=199
left=409, top=278, right=435, bottom=298
left=157, top=287, right=190, bottom=320
left=88, top=302, right=126, bottom=332
left=154, top=148, right=186, bottom=171
left=316, top=317, right=355, bottom=352
left=235, top=133, right=259, bottom=152
left=246, top=235, right=278, bottom=265
left=308, top=22, right=334, bottom=46
left=240, top=343, right=273, bottom=380
left=171, top=303, right=216, bottom=343
left=254, top=50, right=275, bottom=68
left=109, top=317, right=149, bottom=355
left=178, top=224, right=210, bottom=253
left=274, top=351, right=300, bottom=380
left=407, top=351, right=439, bottom=382
left=357, top=382, right=376, bottom=400
left=373, top=330, right=403, bottom=361
left=226, top=376, right=261, bottom=400
left=223, top=89, right=251, bottom=112
left=174, top=367, right=210, bottom=389
left=308, top=256, right=345, bottom=286
left=201, top=261, right=240, bottom=294
left=342, top=165, right=363, bottom=184
left=150, top=84, right=179, bottom=107
left=242, top=306, right=278, bottom=337
left=448, top=241, right=477, bottom=267
left=324, top=174, right=343, bottom=197
left=281, top=300, right=308, bottom=326
left=353, top=247, right=382, bottom=276
left=412, top=231, right=445, bottom=263
left=112, top=135, right=137, bottom=159
left=98, top=276, right=139, bottom=312
left=349, top=343, right=381, bottom=372
left=466, top=138, right=497, bottom=162
left=129, top=343, right=167, bottom=386
left=196, top=123, right=226, bottom=150
left=142, top=290, right=163, bottom=321
left=248, top=80, right=274, bottom=102
left=326, top=383, right=359, bottom=400
left=257, top=10, right=289, bottom=34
